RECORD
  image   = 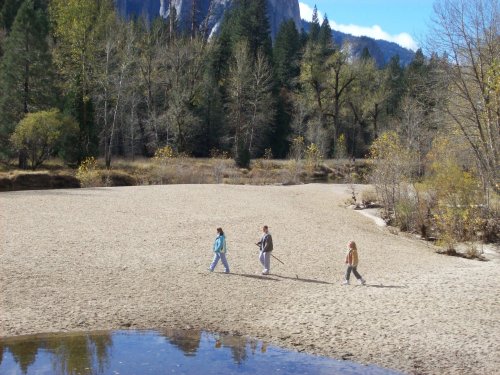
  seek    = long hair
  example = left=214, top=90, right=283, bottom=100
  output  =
left=347, top=240, right=357, bottom=251
left=217, top=227, right=224, bottom=236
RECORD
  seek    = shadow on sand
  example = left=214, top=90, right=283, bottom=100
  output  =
left=222, top=272, right=281, bottom=282
left=214, top=272, right=333, bottom=285
left=273, top=274, right=334, bottom=285
left=209, top=272, right=404, bottom=288
left=365, top=284, right=408, bottom=289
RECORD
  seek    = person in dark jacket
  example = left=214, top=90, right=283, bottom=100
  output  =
left=256, top=225, right=273, bottom=275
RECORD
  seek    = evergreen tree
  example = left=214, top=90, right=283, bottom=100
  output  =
left=195, top=63, right=226, bottom=156
left=318, top=14, right=333, bottom=51
left=272, top=20, right=301, bottom=158
left=309, top=5, right=320, bottom=43
left=218, top=0, right=272, bottom=60
left=214, top=0, right=276, bottom=160
left=299, top=27, right=309, bottom=48
left=384, top=55, right=405, bottom=115
left=406, top=49, right=428, bottom=102
left=0, top=0, right=23, bottom=31
left=273, top=19, right=301, bottom=88
left=0, top=0, right=56, bottom=165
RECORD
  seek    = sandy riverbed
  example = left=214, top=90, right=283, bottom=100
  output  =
left=1, top=184, right=499, bottom=374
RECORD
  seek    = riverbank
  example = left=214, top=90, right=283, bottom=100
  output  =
left=0, top=157, right=371, bottom=191
left=1, top=184, right=498, bottom=374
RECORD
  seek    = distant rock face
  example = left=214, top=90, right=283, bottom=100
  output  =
left=266, top=0, right=302, bottom=39
left=115, top=1, right=413, bottom=66
left=117, top=0, right=302, bottom=39
left=115, top=0, right=161, bottom=20
left=302, top=20, right=415, bottom=67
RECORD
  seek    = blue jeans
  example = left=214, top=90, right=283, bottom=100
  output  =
left=210, top=252, right=230, bottom=273
left=259, top=251, right=271, bottom=273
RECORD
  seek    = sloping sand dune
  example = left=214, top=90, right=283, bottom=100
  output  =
left=1, top=184, right=498, bottom=374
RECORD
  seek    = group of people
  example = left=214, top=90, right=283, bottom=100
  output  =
left=208, top=225, right=273, bottom=275
left=208, top=226, right=366, bottom=285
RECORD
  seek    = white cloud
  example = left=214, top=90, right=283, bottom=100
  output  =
left=299, top=2, right=418, bottom=51
left=330, top=21, right=419, bottom=51
left=299, top=2, right=323, bottom=23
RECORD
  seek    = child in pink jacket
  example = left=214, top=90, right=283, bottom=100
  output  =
left=343, top=240, right=366, bottom=285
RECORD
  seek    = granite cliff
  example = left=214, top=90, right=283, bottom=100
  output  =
left=115, top=0, right=414, bottom=66
left=116, top=0, right=301, bottom=39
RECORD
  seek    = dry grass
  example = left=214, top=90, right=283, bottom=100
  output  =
left=0, top=169, right=80, bottom=191
left=2, top=157, right=372, bottom=190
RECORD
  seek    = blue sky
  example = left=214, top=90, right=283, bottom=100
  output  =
left=299, top=1, right=436, bottom=51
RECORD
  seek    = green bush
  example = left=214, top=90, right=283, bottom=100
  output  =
left=10, top=109, right=79, bottom=170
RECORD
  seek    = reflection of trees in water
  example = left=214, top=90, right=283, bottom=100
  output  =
left=88, top=334, right=113, bottom=373
left=0, top=333, right=113, bottom=375
left=218, top=334, right=258, bottom=365
left=226, top=336, right=248, bottom=364
left=46, top=335, right=97, bottom=375
left=1, top=330, right=267, bottom=372
left=5, top=341, right=39, bottom=374
left=161, top=330, right=201, bottom=357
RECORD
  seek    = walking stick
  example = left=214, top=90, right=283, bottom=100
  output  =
left=271, top=253, right=285, bottom=265
left=270, top=252, right=299, bottom=279
left=256, top=244, right=298, bottom=279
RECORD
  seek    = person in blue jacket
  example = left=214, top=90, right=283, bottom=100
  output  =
left=209, top=227, right=230, bottom=273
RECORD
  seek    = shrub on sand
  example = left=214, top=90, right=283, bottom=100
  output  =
left=76, top=157, right=101, bottom=188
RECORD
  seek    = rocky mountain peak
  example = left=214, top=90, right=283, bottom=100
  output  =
left=117, top=0, right=302, bottom=39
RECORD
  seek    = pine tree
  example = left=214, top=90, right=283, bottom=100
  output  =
left=272, top=20, right=301, bottom=157
left=0, top=0, right=56, bottom=165
left=273, top=19, right=301, bottom=88
left=218, top=0, right=272, bottom=60
left=0, top=0, right=23, bottom=31
left=406, top=49, right=428, bottom=102
left=309, top=5, right=320, bottom=43
left=247, top=0, right=272, bottom=58
left=384, top=55, right=406, bottom=115
left=318, top=14, right=333, bottom=51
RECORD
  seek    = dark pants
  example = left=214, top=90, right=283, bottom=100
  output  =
left=345, top=265, right=362, bottom=281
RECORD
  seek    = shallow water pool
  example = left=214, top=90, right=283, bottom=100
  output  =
left=0, top=330, right=402, bottom=375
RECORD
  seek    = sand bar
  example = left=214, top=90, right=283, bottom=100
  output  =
left=1, top=184, right=499, bottom=374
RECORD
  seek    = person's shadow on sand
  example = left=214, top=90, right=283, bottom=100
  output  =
left=224, top=272, right=334, bottom=285
left=210, top=272, right=406, bottom=288
left=365, top=284, right=408, bottom=289
left=273, top=274, right=333, bottom=285
left=221, top=272, right=281, bottom=282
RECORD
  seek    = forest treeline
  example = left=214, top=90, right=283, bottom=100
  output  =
left=0, top=0, right=452, bottom=166
left=0, top=0, right=498, bottom=247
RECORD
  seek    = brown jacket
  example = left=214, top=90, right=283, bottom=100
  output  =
left=345, top=248, right=359, bottom=266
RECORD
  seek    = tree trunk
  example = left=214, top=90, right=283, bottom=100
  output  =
left=18, top=149, right=28, bottom=169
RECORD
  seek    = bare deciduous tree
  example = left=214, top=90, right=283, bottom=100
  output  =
left=94, top=18, right=135, bottom=168
left=161, top=36, right=208, bottom=153
left=227, top=41, right=275, bottom=159
left=429, top=0, right=499, bottom=190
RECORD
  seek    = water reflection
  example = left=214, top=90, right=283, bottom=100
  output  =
left=162, top=330, right=201, bottom=357
left=0, top=330, right=403, bottom=375
left=1, top=333, right=112, bottom=375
